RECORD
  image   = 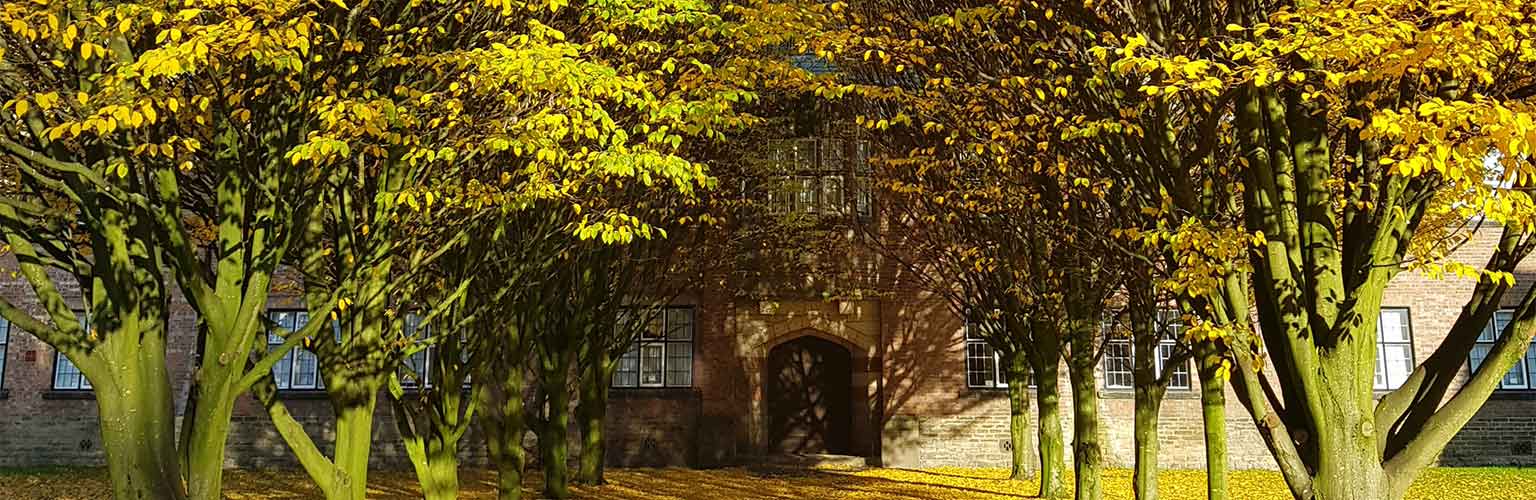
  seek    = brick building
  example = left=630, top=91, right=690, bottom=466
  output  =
left=2, top=198, right=1535, bottom=472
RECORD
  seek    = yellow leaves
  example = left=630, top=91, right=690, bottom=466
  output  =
left=155, top=28, right=182, bottom=44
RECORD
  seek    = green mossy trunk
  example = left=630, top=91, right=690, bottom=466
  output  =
left=94, top=353, right=186, bottom=500
left=1315, top=354, right=1388, bottom=500
left=420, top=440, right=460, bottom=500
left=1131, top=389, right=1162, bottom=500
left=1034, top=358, right=1067, bottom=499
left=539, top=367, right=573, bottom=500
left=1068, top=355, right=1104, bottom=500
left=1196, top=342, right=1229, bottom=500
left=183, top=384, right=237, bottom=500
left=332, top=396, right=379, bottom=500
left=1004, top=350, right=1034, bottom=481
left=576, top=353, right=613, bottom=486
left=485, top=366, right=528, bottom=500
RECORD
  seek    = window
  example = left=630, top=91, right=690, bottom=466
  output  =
left=613, top=307, right=694, bottom=388
left=1102, top=310, right=1191, bottom=390
left=1375, top=308, right=1415, bottom=391
left=965, top=320, right=1008, bottom=389
left=0, top=317, right=9, bottom=390
left=764, top=139, right=873, bottom=219
left=52, top=312, right=91, bottom=391
left=1469, top=310, right=1536, bottom=390
left=1102, top=341, right=1133, bottom=389
left=401, top=313, right=432, bottom=388
left=267, top=310, right=323, bottom=391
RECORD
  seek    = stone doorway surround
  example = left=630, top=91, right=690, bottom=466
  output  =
left=735, top=299, right=881, bottom=458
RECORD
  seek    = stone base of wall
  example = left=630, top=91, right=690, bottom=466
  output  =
left=1444, top=398, right=1536, bottom=466
left=606, top=390, right=701, bottom=468
left=0, top=414, right=105, bottom=467
left=8, top=388, right=1536, bottom=471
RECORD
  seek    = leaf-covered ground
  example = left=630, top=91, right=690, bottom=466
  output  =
left=2, top=466, right=1533, bottom=499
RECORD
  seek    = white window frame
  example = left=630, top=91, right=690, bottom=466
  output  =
left=400, top=313, right=433, bottom=388
left=267, top=310, right=324, bottom=391
left=1470, top=310, right=1536, bottom=390
left=964, top=320, right=1026, bottom=389
left=0, top=317, right=9, bottom=391
left=612, top=307, right=694, bottom=389
left=52, top=312, right=91, bottom=391
left=1374, top=308, right=1415, bottom=391
left=1102, top=310, right=1192, bottom=390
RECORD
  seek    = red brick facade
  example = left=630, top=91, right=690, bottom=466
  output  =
left=3, top=225, right=1536, bottom=470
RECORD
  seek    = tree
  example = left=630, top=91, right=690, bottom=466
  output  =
left=1102, top=1, right=1536, bottom=499
left=867, top=150, right=1053, bottom=487
left=1, top=2, right=341, bottom=498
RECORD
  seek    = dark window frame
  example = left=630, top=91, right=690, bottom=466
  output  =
left=612, top=306, right=695, bottom=389
left=763, top=138, right=874, bottom=221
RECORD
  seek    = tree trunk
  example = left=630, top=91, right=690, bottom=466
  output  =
left=94, top=358, right=187, bottom=500
left=1032, top=338, right=1067, bottom=499
left=1068, top=353, right=1104, bottom=500
left=484, top=366, right=528, bottom=500
left=1195, top=341, right=1228, bottom=500
left=576, top=352, right=613, bottom=485
left=1132, top=387, right=1163, bottom=500
left=421, top=434, right=460, bottom=500
left=1004, top=350, right=1035, bottom=481
left=1314, top=420, right=1388, bottom=500
left=332, top=396, right=379, bottom=500
left=183, top=382, right=236, bottom=500
left=539, top=365, right=573, bottom=500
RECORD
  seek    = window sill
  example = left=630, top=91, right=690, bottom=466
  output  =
left=42, top=390, right=94, bottom=400
left=1486, top=391, right=1536, bottom=401
left=1100, top=388, right=1199, bottom=400
left=610, top=387, right=700, bottom=400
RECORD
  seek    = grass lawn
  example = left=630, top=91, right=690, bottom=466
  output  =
left=2, top=466, right=1533, bottom=499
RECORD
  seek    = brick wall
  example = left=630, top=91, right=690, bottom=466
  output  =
left=7, top=225, right=1536, bottom=472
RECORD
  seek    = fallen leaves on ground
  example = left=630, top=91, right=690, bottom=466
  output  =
left=1, top=466, right=1532, bottom=499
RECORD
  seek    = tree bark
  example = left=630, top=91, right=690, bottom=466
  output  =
left=1132, top=386, right=1163, bottom=500
left=538, top=361, right=573, bottom=499
left=1004, top=350, right=1035, bottom=481
left=1031, top=329, right=1067, bottom=500
left=94, top=355, right=187, bottom=500
left=1068, top=351, right=1104, bottom=500
left=333, top=396, right=379, bottom=500
left=183, top=381, right=236, bottom=500
left=484, top=365, right=528, bottom=500
left=1129, top=287, right=1165, bottom=500
left=1195, top=341, right=1229, bottom=500
left=420, top=434, right=460, bottom=500
left=576, top=351, right=613, bottom=485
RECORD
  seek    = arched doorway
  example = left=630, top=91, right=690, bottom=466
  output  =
left=766, top=336, right=853, bottom=455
